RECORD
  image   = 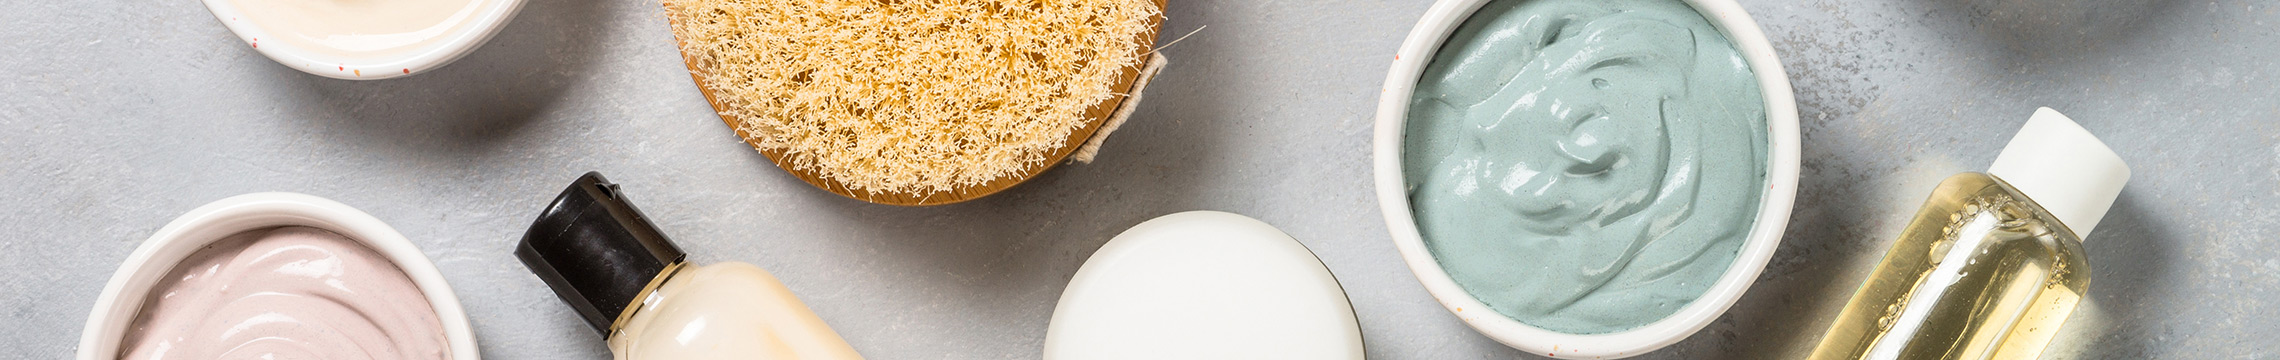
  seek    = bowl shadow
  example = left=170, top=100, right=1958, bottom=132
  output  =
left=275, top=0, right=609, bottom=157
left=1926, top=0, right=2182, bottom=61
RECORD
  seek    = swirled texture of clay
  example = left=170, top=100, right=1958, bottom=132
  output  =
left=119, top=227, right=449, bottom=360
left=1404, top=0, right=1767, bottom=334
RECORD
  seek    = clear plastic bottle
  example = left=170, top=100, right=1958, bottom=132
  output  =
left=1809, top=108, right=2129, bottom=360
left=516, top=172, right=865, bottom=360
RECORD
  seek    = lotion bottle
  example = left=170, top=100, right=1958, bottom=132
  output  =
left=516, top=172, right=865, bottom=360
left=1808, top=108, right=2130, bottom=359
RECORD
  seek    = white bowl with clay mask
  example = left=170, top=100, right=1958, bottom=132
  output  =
left=79, top=193, right=479, bottom=360
left=200, top=0, right=526, bottom=80
left=1373, top=0, right=1798, bottom=357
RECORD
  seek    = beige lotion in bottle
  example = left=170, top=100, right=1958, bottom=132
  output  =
left=517, top=172, right=865, bottom=360
left=1809, top=108, right=2130, bottom=360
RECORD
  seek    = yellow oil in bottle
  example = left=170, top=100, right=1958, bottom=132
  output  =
left=1808, top=173, right=2092, bottom=360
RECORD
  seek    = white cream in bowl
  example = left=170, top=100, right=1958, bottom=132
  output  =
left=201, top=0, right=526, bottom=79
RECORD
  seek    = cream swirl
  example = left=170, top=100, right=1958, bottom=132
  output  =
left=119, top=227, right=449, bottom=360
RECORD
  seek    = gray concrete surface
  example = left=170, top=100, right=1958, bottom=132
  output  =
left=4, top=0, right=2276, bottom=358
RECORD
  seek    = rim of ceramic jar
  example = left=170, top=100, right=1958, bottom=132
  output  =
left=1370, top=0, right=1800, bottom=357
left=198, top=0, right=527, bottom=80
left=77, top=192, right=480, bottom=360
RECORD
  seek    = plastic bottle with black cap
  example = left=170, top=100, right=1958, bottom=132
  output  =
left=517, top=171, right=865, bottom=360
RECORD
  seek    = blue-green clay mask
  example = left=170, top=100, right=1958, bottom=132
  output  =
left=1403, top=0, right=1769, bottom=334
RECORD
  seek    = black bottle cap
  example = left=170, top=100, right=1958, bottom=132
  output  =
left=515, top=171, right=688, bottom=336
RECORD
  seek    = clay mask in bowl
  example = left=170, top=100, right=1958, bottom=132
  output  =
left=1372, top=0, right=1799, bottom=357
left=78, top=193, right=479, bottom=360
left=200, top=0, right=526, bottom=79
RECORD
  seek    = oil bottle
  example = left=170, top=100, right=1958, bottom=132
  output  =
left=1808, top=108, right=2130, bottom=360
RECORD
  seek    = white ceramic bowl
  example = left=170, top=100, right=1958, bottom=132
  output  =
left=77, top=193, right=480, bottom=360
left=1371, top=0, right=1800, bottom=358
left=200, top=0, right=526, bottom=80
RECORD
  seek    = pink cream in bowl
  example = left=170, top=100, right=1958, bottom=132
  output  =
left=79, top=193, right=478, bottom=360
left=120, top=226, right=448, bottom=359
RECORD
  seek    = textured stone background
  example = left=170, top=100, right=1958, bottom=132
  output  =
left=4, top=0, right=2275, bottom=358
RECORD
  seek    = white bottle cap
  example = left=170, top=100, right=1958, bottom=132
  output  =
left=1987, top=108, right=2132, bottom=239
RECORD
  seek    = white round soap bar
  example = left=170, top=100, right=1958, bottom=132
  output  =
left=1043, top=211, right=1365, bottom=360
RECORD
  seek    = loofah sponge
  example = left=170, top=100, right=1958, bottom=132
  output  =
left=667, top=0, right=1163, bottom=199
